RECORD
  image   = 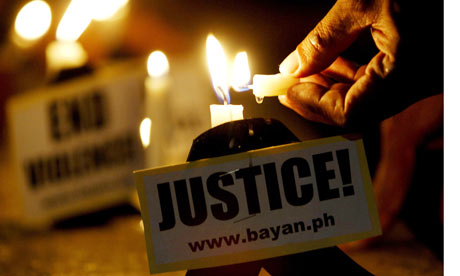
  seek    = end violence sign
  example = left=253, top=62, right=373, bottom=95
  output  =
left=134, top=136, right=381, bottom=274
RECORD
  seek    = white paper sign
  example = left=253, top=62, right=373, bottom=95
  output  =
left=7, top=64, right=144, bottom=225
left=135, top=136, right=380, bottom=273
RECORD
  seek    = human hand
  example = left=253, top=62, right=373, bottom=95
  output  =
left=278, top=0, right=403, bottom=127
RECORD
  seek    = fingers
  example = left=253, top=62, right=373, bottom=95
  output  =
left=298, top=57, right=360, bottom=87
left=279, top=81, right=350, bottom=126
left=280, top=1, right=370, bottom=77
left=279, top=56, right=371, bottom=127
left=279, top=66, right=381, bottom=128
left=322, top=56, right=361, bottom=83
left=300, top=74, right=335, bottom=87
left=369, top=0, right=400, bottom=59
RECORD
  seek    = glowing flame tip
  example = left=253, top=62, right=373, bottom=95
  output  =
left=231, top=51, right=251, bottom=92
left=14, top=0, right=52, bottom=41
left=206, top=34, right=230, bottom=104
left=139, top=118, right=151, bottom=148
left=147, top=51, right=169, bottom=78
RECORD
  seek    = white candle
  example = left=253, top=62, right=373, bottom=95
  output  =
left=210, top=104, right=244, bottom=127
left=46, top=0, right=94, bottom=75
left=206, top=34, right=245, bottom=128
left=143, top=50, right=170, bottom=167
left=252, top=73, right=299, bottom=98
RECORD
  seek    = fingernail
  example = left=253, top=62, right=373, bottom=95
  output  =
left=279, top=50, right=299, bottom=75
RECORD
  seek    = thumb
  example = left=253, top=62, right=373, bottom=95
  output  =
left=280, top=1, right=369, bottom=77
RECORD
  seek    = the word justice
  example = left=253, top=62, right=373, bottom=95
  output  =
left=156, top=149, right=354, bottom=231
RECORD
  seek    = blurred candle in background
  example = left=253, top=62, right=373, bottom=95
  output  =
left=142, top=50, right=170, bottom=167
left=45, top=0, right=130, bottom=75
left=12, top=0, right=52, bottom=48
left=206, top=34, right=243, bottom=127
left=46, top=0, right=90, bottom=75
left=5, top=0, right=52, bottom=91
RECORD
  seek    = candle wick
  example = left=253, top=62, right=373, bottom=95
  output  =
left=216, top=86, right=229, bottom=105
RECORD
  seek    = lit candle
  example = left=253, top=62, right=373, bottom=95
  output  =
left=142, top=50, right=170, bottom=167
left=252, top=73, right=299, bottom=99
left=45, top=0, right=128, bottom=75
left=206, top=34, right=244, bottom=127
left=46, top=0, right=92, bottom=75
left=145, top=50, right=170, bottom=93
left=12, top=0, right=52, bottom=48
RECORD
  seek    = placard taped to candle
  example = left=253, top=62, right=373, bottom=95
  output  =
left=135, top=136, right=380, bottom=273
left=7, top=62, right=144, bottom=226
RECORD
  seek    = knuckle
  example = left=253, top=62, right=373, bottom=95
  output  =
left=308, top=32, right=324, bottom=53
left=347, top=0, right=377, bottom=13
left=339, top=0, right=379, bottom=26
left=303, top=22, right=333, bottom=55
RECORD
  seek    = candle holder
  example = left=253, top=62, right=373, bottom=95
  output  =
left=186, top=118, right=372, bottom=276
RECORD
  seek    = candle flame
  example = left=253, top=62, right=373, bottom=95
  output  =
left=139, top=220, right=144, bottom=232
left=147, top=51, right=169, bottom=78
left=56, top=0, right=129, bottom=41
left=231, top=52, right=251, bottom=92
left=56, top=0, right=92, bottom=41
left=139, top=118, right=151, bottom=148
left=206, top=34, right=230, bottom=104
left=14, top=0, right=52, bottom=42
